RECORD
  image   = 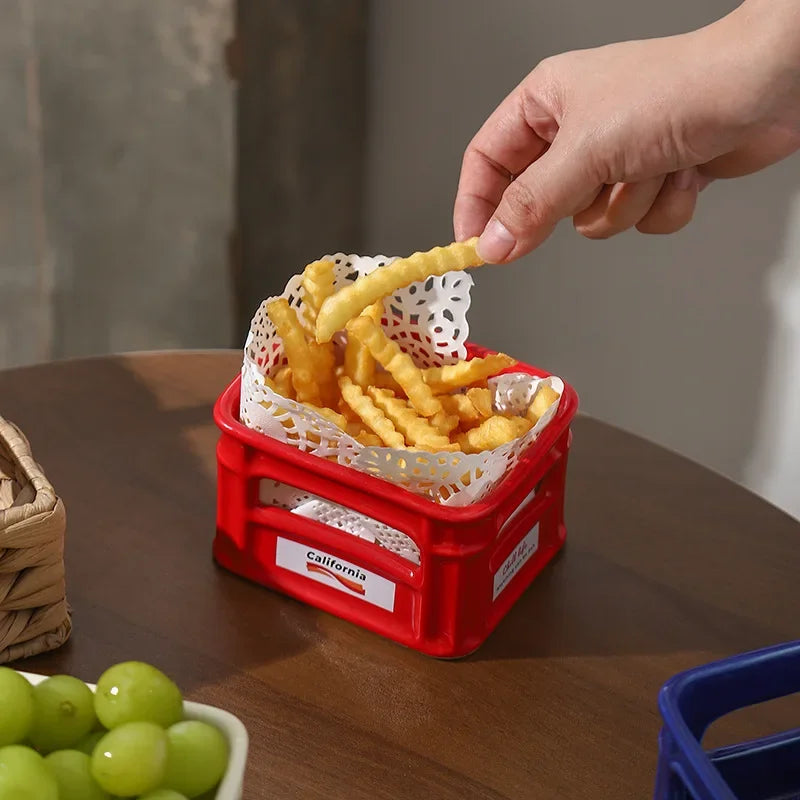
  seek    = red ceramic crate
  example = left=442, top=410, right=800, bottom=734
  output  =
left=213, top=346, right=578, bottom=658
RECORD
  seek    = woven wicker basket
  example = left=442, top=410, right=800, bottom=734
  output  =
left=0, top=416, right=71, bottom=664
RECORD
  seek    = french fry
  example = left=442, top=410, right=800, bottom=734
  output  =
left=345, top=421, right=365, bottom=437
left=527, top=383, right=560, bottom=424
left=301, top=259, right=336, bottom=328
left=430, top=409, right=459, bottom=436
left=344, top=421, right=383, bottom=447
left=368, top=388, right=455, bottom=451
left=300, top=261, right=339, bottom=403
left=455, top=415, right=533, bottom=454
left=466, top=387, right=494, bottom=420
left=274, top=365, right=294, bottom=399
left=344, top=301, right=383, bottom=388
left=315, top=238, right=483, bottom=343
left=267, top=299, right=321, bottom=404
left=338, top=376, right=405, bottom=448
left=346, top=316, right=443, bottom=418
left=311, top=341, right=338, bottom=406
left=372, top=370, right=405, bottom=395
left=356, top=431, right=383, bottom=447
left=304, top=404, right=348, bottom=431
left=422, top=353, right=516, bottom=393
left=338, top=395, right=361, bottom=423
left=439, top=393, right=483, bottom=428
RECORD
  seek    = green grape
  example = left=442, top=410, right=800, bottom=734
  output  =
left=162, top=720, right=228, bottom=798
left=75, top=729, right=106, bottom=756
left=138, top=790, right=189, bottom=800
left=90, top=721, right=167, bottom=796
left=0, top=669, right=34, bottom=746
left=0, top=745, right=58, bottom=800
left=29, top=675, right=97, bottom=753
left=44, top=749, right=110, bottom=800
left=95, top=662, right=183, bottom=729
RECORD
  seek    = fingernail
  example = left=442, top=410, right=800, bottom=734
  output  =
left=477, top=219, right=516, bottom=262
left=671, top=168, right=696, bottom=191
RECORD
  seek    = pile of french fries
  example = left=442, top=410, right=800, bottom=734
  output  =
left=262, top=239, right=559, bottom=455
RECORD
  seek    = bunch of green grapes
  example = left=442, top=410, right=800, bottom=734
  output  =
left=0, top=662, right=229, bottom=799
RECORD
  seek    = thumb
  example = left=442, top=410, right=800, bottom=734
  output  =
left=477, top=138, right=601, bottom=263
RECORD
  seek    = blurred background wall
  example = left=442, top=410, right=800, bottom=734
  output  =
left=0, top=0, right=235, bottom=368
left=0, top=0, right=798, bottom=520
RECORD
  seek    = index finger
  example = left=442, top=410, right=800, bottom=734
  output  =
left=454, top=85, right=552, bottom=241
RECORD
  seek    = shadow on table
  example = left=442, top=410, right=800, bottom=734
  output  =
left=467, top=546, right=785, bottom=663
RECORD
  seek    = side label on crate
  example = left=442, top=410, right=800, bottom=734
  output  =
left=493, top=525, right=540, bottom=601
left=275, top=537, right=396, bottom=612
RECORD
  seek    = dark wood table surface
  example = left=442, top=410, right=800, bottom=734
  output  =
left=1, top=351, right=799, bottom=799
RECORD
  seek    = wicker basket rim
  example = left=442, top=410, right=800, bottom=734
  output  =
left=0, top=415, right=57, bottom=523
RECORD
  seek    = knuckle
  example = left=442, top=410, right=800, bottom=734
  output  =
left=530, top=55, right=559, bottom=84
left=499, top=181, right=552, bottom=233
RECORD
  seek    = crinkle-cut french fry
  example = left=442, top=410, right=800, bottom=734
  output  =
left=344, top=301, right=383, bottom=388
left=338, top=376, right=405, bottom=449
left=302, top=403, right=348, bottom=431
left=356, top=431, right=383, bottom=447
left=346, top=316, right=443, bottom=418
left=338, top=396, right=361, bottom=423
left=527, top=383, right=560, bottom=424
left=310, top=340, right=338, bottom=406
left=345, top=421, right=382, bottom=447
left=439, top=393, right=482, bottom=427
left=301, top=259, right=336, bottom=328
left=274, top=365, right=294, bottom=398
left=372, top=370, right=405, bottom=395
left=346, top=421, right=367, bottom=438
left=301, top=260, right=338, bottom=403
left=430, top=409, right=459, bottom=436
left=455, top=415, right=533, bottom=454
left=466, top=387, right=494, bottom=419
left=368, top=388, right=455, bottom=451
left=267, top=299, right=321, bottom=404
left=344, top=421, right=382, bottom=446
left=422, top=353, right=516, bottom=393
left=315, top=238, right=483, bottom=343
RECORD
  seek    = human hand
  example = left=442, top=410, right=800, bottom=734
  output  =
left=453, top=0, right=800, bottom=263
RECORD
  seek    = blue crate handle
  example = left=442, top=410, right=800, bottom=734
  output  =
left=656, top=640, right=800, bottom=799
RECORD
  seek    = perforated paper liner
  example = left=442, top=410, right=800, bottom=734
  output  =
left=240, top=252, right=563, bottom=509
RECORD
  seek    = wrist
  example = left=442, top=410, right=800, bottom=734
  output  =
left=694, top=0, right=800, bottom=130
left=725, top=1, right=800, bottom=100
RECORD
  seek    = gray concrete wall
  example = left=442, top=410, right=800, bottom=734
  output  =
left=365, top=0, right=800, bottom=519
left=0, top=0, right=234, bottom=368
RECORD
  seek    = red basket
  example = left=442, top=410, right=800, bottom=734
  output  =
left=213, top=346, right=578, bottom=658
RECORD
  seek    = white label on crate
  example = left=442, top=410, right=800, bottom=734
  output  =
left=275, top=537, right=396, bottom=612
left=493, top=524, right=539, bottom=601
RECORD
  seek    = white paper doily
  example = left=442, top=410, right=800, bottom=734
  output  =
left=241, top=253, right=561, bottom=509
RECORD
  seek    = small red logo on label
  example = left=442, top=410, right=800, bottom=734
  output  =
left=306, top=562, right=366, bottom=595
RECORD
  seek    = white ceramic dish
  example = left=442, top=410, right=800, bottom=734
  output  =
left=18, top=671, right=248, bottom=800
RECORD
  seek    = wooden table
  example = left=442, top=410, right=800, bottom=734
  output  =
left=1, top=352, right=799, bottom=799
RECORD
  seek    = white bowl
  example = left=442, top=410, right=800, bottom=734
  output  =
left=18, top=671, right=248, bottom=800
